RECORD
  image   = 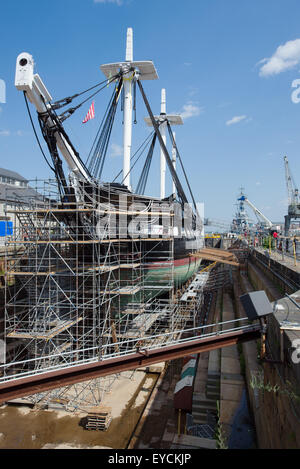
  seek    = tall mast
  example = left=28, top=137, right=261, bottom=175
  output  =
left=172, top=131, right=176, bottom=195
left=160, top=89, right=167, bottom=199
left=123, top=28, right=133, bottom=189
left=144, top=90, right=183, bottom=199
left=100, top=28, right=158, bottom=190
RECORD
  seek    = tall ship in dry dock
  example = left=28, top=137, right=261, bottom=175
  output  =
left=14, top=28, right=203, bottom=308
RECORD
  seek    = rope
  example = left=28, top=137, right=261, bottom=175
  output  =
left=52, top=73, right=120, bottom=110
left=166, top=121, right=198, bottom=214
left=112, top=130, right=155, bottom=184
left=86, top=86, right=117, bottom=167
left=136, top=133, right=157, bottom=194
left=87, top=78, right=123, bottom=180
left=23, top=92, right=55, bottom=173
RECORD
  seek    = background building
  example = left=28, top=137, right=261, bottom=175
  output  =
left=0, top=168, right=44, bottom=245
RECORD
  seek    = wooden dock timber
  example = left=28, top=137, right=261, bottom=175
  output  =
left=191, top=247, right=240, bottom=267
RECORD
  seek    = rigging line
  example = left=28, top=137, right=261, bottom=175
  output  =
left=93, top=104, right=117, bottom=180
left=136, top=133, right=157, bottom=195
left=120, top=139, right=150, bottom=186
left=23, top=92, right=55, bottom=174
left=52, top=73, right=121, bottom=108
left=117, top=103, right=165, bottom=187
left=86, top=80, right=121, bottom=166
left=92, top=83, right=121, bottom=174
left=37, top=115, right=66, bottom=201
left=60, top=75, right=121, bottom=119
left=42, top=97, right=92, bottom=180
left=99, top=104, right=119, bottom=178
left=166, top=121, right=198, bottom=215
left=88, top=98, right=115, bottom=174
left=88, top=78, right=123, bottom=179
left=137, top=79, right=188, bottom=206
left=112, top=130, right=155, bottom=183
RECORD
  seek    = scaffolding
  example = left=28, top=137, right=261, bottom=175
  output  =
left=0, top=179, right=212, bottom=411
left=1, top=179, right=203, bottom=410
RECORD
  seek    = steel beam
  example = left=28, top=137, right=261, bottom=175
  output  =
left=0, top=326, right=261, bottom=404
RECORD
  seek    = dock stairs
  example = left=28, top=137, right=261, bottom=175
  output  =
left=192, top=349, right=220, bottom=426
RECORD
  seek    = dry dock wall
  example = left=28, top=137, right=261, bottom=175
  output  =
left=250, top=249, right=300, bottom=295
left=236, top=254, right=300, bottom=448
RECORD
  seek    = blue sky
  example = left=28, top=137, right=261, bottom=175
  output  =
left=1, top=0, right=300, bottom=226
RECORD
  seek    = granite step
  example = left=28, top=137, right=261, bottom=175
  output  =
left=192, top=400, right=218, bottom=411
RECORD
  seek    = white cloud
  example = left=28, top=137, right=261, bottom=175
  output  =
left=259, top=39, right=300, bottom=77
left=256, top=182, right=261, bottom=186
left=180, top=102, right=204, bottom=119
left=110, top=143, right=123, bottom=157
left=94, top=0, right=123, bottom=5
left=226, top=115, right=247, bottom=126
left=0, top=130, right=10, bottom=136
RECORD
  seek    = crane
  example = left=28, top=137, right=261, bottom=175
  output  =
left=238, top=195, right=273, bottom=230
left=283, top=156, right=300, bottom=235
left=204, top=218, right=231, bottom=230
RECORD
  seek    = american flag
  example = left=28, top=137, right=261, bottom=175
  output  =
left=82, top=101, right=95, bottom=124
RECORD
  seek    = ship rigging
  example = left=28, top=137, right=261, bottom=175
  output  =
left=16, top=28, right=199, bottom=218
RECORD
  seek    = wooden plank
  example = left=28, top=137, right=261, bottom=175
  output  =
left=6, top=208, right=93, bottom=213
left=198, top=248, right=236, bottom=258
left=7, top=317, right=83, bottom=340
left=87, top=265, right=119, bottom=273
left=9, top=263, right=139, bottom=276
left=192, top=253, right=239, bottom=266
left=98, top=210, right=173, bottom=216
left=191, top=247, right=239, bottom=266
left=9, top=270, right=70, bottom=276
left=7, top=237, right=172, bottom=245
left=100, top=286, right=141, bottom=295
left=7, top=209, right=173, bottom=216
left=55, top=342, right=72, bottom=353
left=123, top=307, right=146, bottom=315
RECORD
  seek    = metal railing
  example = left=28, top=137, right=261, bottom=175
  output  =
left=0, top=316, right=255, bottom=384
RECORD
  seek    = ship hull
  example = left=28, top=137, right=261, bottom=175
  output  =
left=144, top=255, right=202, bottom=287
left=119, top=253, right=202, bottom=309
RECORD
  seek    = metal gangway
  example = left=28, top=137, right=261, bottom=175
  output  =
left=0, top=316, right=261, bottom=403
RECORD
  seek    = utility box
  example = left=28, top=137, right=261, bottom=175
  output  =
left=240, top=290, right=273, bottom=320
left=0, top=221, right=13, bottom=237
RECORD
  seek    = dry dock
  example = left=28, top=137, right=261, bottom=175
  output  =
left=1, top=238, right=300, bottom=449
